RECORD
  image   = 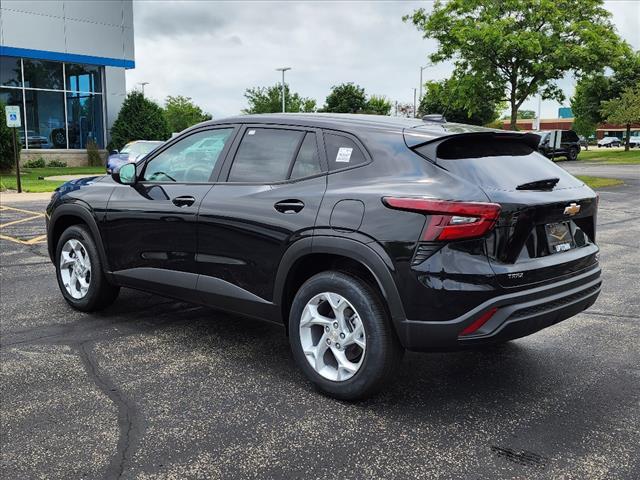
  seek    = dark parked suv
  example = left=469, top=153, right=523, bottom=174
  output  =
left=46, top=114, right=601, bottom=399
left=535, top=129, right=581, bottom=160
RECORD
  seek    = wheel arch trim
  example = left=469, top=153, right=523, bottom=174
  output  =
left=273, top=236, right=407, bottom=328
left=48, top=204, right=110, bottom=271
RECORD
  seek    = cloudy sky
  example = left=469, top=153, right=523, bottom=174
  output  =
left=127, top=0, right=640, bottom=119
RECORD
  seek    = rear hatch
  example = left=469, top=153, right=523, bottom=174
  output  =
left=409, top=130, right=599, bottom=288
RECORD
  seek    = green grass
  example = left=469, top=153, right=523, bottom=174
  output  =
left=576, top=175, right=624, bottom=189
left=0, top=167, right=105, bottom=193
left=577, top=149, right=640, bottom=164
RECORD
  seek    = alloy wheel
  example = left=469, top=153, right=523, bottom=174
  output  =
left=59, top=239, right=92, bottom=299
left=299, top=292, right=366, bottom=382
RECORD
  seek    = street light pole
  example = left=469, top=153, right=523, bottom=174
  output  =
left=413, top=88, right=417, bottom=118
left=418, top=64, right=432, bottom=104
left=138, top=82, right=149, bottom=96
left=276, top=67, right=291, bottom=113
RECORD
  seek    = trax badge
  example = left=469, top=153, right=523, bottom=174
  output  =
left=564, top=203, right=581, bottom=216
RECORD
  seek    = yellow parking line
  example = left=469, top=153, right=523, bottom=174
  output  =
left=25, top=234, right=47, bottom=244
left=0, top=233, right=46, bottom=245
left=0, top=205, right=45, bottom=216
left=0, top=215, right=43, bottom=229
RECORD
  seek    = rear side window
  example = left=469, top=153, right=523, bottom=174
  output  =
left=562, top=130, right=579, bottom=142
left=290, top=133, right=321, bottom=179
left=228, top=128, right=304, bottom=182
left=324, top=133, right=367, bottom=170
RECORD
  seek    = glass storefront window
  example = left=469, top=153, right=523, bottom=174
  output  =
left=24, top=90, right=66, bottom=149
left=66, top=93, right=104, bottom=148
left=0, top=57, right=22, bottom=87
left=65, top=63, right=102, bottom=93
left=0, top=56, right=105, bottom=149
left=22, top=59, right=64, bottom=90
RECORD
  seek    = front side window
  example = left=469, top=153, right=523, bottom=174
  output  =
left=228, top=128, right=304, bottom=182
left=324, top=133, right=367, bottom=171
left=143, top=128, right=233, bottom=183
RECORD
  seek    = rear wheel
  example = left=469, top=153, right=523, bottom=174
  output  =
left=289, top=271, right=403, bottom=400
left=55, top=225, right=119, bottom=311
left=567, top=147, right=578, bottom=161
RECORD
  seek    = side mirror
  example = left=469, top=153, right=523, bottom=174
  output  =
left=112, top=162, right=137, bottom=185
left=110, top=149, right=119, bottom=155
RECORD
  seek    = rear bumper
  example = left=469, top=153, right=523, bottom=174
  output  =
left=397, top=265, right=601, bottom=351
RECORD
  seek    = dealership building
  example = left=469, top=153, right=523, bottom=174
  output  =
left=0, top=1, right=134, bottom=162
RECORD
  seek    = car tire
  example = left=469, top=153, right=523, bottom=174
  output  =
left=289, top=271, right=404, bottom=401
left=55, top=225, right=119, bottom=312
left=567, top=147, right=578, bottom=161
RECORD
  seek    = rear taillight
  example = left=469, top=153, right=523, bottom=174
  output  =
left=382, top=197, right=501, bottom=241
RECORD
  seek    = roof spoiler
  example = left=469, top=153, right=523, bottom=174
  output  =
left=403, top=130, right=542, bottom=161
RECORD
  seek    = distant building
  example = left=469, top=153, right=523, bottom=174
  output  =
left=0, top=1, right=134, bottom=162
left=501, top=117, right=640, bottom=140
left=501, top=118, right=574, bottom=131
left=558, top=107, right=573, bottom=119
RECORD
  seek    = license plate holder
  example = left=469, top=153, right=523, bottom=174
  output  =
left=545, top=222, right=575, bottom=254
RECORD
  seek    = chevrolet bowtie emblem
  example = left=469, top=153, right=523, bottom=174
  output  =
left=564, top=203, right=581, bottom=216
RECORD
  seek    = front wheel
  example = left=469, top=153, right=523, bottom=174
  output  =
left=289, top=271, right=403, bottom=400
left=55, top=225, right=119, bottom=311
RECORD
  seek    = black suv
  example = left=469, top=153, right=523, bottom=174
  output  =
left=46, top=114, right=601, bottom=400
left=535, top=129, right=581, bottom=160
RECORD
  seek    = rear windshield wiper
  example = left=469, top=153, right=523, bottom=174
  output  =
left=516, top=178, right=559, bottom=191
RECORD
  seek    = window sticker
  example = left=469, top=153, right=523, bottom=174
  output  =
left=247, top=129, right=256, bottom=135
left=335, top=147, right=353, bottom=163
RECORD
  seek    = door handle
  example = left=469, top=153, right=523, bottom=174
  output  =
left=172, top=195, right=196, bottom=207
left=274, top=199, right=305, bottom=214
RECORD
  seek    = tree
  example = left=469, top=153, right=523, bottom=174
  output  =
left=323, top=83, right=367, bottom=113
left=418, top=76, right=501, bottom=125
left=405, top=0, right=624, bottom=130
left=164, top=95, right=212, bottom=133
left=364, top=95, right=392, bottom=115
left=572, top=50, right=640, bottom=135
left=109, top=91, right=170, bottom=150
left=600, top=85, right=640, bottom=151
left=0, top=101, right=20, bottom=172
left=243, top=84, right=316, bottom=114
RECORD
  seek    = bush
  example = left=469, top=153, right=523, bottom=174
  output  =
left=110, top=91, right=170, bottom=150
left=87, top=139, right=102, bottom=167
left=0, top=100, right=20, bottom=172
left=47, top=159, right=67, bottom=168
left=24, top=157, right=46, bottom=168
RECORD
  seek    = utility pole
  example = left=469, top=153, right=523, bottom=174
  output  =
left=276, top=67, right=291, bottom=113
left=413, top=88, right=417, bottom=118
left=138, top=82, right=149, bottom=96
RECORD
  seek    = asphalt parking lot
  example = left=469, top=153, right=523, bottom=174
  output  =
left=1, top=164, right=639, bottom=479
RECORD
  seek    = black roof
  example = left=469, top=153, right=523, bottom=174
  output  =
left=194, top=113, right=529, bottom=147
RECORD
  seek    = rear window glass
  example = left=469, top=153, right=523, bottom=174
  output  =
left=435, top=137, right=534, bottom=159
left=562, top=131, right=579, bottom=142
left=324, top=133, right=367, bottom=170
